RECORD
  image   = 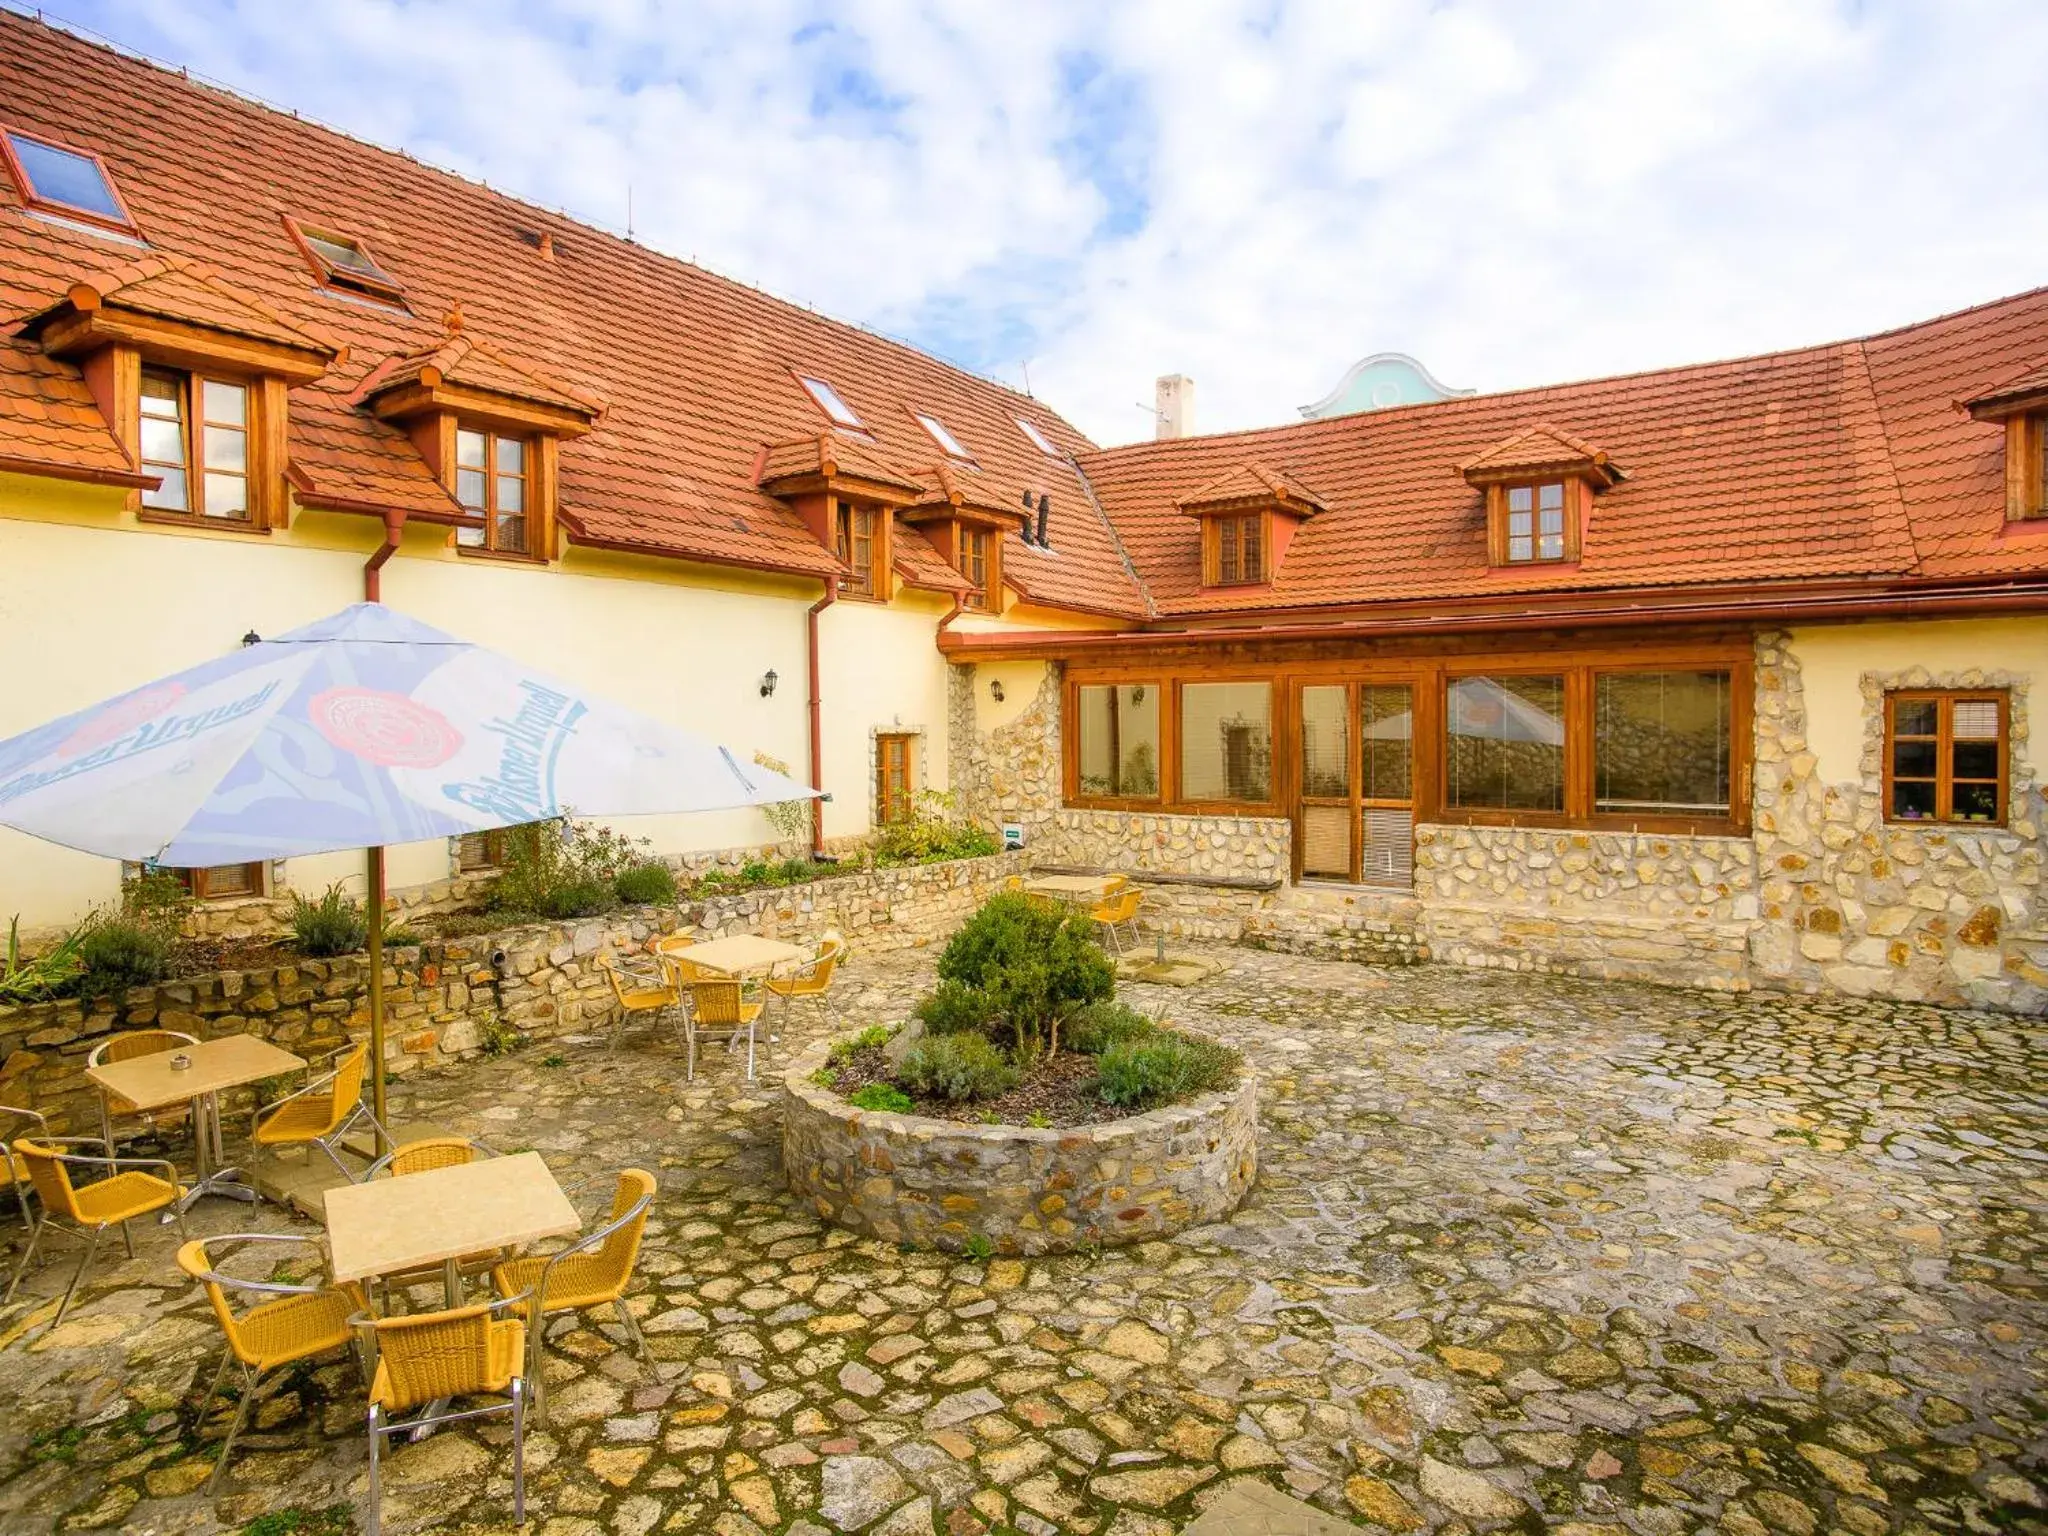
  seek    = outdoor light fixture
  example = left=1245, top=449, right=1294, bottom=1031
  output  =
left=1131, top=685, right=1145, bottom=704
left=760, top=669, right=778, bottom=698
left=241, top=630, right=262, bottom=647
left=990, top=679, right=1005, bottom=702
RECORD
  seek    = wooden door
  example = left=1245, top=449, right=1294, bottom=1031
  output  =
left=1293, top=681, right=1415, bottom=888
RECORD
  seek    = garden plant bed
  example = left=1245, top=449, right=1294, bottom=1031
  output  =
left=827, top=1042, right=1132, bottom=1128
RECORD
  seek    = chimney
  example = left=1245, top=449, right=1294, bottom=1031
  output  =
left=1035, top=494, right=1052, bottom=548
left=1155, top=374, right=1194, bottom=440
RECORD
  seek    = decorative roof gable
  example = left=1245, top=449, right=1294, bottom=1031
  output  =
left=905, top=460, right=1027, bottom=525
left=354, top=311, right=602, bottom=434
left=1458, top=423, right=1623, bottom=487
left=1174, top=460, right=1328, bottom=518
left=755, top=432, right=928, bottom=498
left=1962, top=360, right=2048, bottom=421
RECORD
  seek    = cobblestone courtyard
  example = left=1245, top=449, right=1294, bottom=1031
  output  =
left=0, top=947, right=2041, bottom=1536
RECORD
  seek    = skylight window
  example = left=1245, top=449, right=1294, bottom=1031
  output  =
left=287, top=218, right=403, bottom=302
left=798, top=374, right=864, bottom=430
left=1, top=127, right=135, bottom=231
left=915, top=412, right=973, bottom=462
left=1016, top=417, right=1060, bottom=457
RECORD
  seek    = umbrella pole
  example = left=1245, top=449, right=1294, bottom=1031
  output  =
left=367, top=845, right=390, bottom=1156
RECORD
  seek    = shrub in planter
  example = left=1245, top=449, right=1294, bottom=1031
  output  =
left=490, top=818, right=630, bottom=920
left=1095, top=1032, right=1241, bottom=1109
left=897, top=1033, right=1018, bottom=1103
left=289, top=884, right=368, bottom=957
left=76, top=919, right=171, bottom=999
left=1065, top=1001, right=1160, bottom=1056
left=935, top=893, right=1113, bottom=1060
left=914, top=980, right=1000, bottom=1037
left=614, top=863, right=677, bottom=906
left=848, top=1083, right=914, bottom=1113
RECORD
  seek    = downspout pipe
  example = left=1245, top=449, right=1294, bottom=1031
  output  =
left=807, top=576, right=839, bottom=858
left=363, top=508, right=406, bottom=602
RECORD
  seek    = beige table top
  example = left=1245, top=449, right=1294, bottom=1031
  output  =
left=324, top=1152, right=580, bottom=1286
left=1026, top=874, right=1120, bottom=899
left=85, top=1034, right=306, bottom=1112
left=670, top=933, right=809, bottom=975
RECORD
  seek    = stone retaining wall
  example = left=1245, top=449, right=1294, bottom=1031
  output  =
left=0, top=853, right=1025, bottom=1135
left=779, top=1032, right=1259, bottom=1255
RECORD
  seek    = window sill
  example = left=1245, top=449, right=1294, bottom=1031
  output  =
left=455, top=544, right=548, bottom=566
left=137, top=509, right=270, bottom=536
left=1883, top=817, right=2013, bottom=832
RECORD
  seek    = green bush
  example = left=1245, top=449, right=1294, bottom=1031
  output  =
left=614, top=863, right=677, bottom=906
left=76, top=919, right=171, bottom=999
left=489, top=819, right=626, bottom=920
left=2, top=913, right=92, bottom=1003
left=1065, top=1001, right=1160, bottom=1056
left=121, top=867, right=192, bottom=937
left=289, top=884, right=368, bottom=958
left=1094, top=1032, right=1241, bottom=1109
left=872, top=791, right=1002, bottom=867
left=897, top=1032, right=1018, bottom=1103
left=914, top=980, right=1000, bottom=1037
left=848, top=1083, right=914, bottom=1114
left=934, top=893, right=1113, bottom=1060
left=828, top=1023, right=894, bottom=1065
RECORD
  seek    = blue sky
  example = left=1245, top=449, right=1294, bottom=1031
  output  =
left=32, top=0, right=2048, bottom=445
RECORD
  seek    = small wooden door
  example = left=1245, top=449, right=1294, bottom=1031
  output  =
left=1294, top=681, right=1415, bottom=888
left=876, top=733, right=914, bottom=824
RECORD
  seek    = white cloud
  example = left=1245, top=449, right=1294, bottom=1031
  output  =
left=54, top=0, right=2048, bottom=443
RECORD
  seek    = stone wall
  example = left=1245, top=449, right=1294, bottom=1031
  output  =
left=1748, top=632, right=2047, bottom=1010
left=780, top=1032, right=1259, bottom=1255
left=948, top=660, right=1063, bottom=844
left=0, top=853, right=1026, bottom=1135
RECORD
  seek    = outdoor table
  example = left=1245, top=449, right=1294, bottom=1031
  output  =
left=324, top=1151, right=580, bottom=1309
left=1024, top=873, right=1120, bottom=904
left=663, top=933, right=808, bottom=977
left=85, top=1034, right=306, bottom=1212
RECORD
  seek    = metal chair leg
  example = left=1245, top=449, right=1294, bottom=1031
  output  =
left=617, top=1297, right=649, bottom=1361
left=510, top=1377, right=526, bottom=1526
left=366, top=1404, right=383, bottom=1536
left=120, top=1218, right=135, bottom=1261
left=51, top=1225, right=103, bottom=1331
left=205, top=1360, right=257, bottom=1493
left=4, top=1212, right=45, bottom=1303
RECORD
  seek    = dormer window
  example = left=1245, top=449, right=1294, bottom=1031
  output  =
left=835, top=500, right=884, bottom=597
left=798, top=374, right=864, bottom=431
left=453, top=427, right=532, bottom=555
left=958, top=524, right=993, bottom=609
left=1504, top=482, right=1569, bottom=563
left=915, top=412, right=973, bottom=463
left=1460, top=424, right=1619, bottom=568
left=287, top=217, right=404, bottom=304
left=1962, top=365, right=2048, bottom=521
left=1016, top=417, right=1060, bottom=457
left=2, top=126, right=137, bottom=233
left=1175, top=460, right=1325, bottom=591
left=1209, top=512, right=1266, bottom=586
left=140, top=369, right=250, bottom=521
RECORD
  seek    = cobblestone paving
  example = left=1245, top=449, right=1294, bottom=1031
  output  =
left=0, top=948, right=2042, bottom=1536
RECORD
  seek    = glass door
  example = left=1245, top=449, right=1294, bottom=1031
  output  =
left=1294, top=681, right=1415, bottom=887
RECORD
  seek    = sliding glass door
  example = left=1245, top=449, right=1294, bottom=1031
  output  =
left=1295, top=680, right=1415, bottom=887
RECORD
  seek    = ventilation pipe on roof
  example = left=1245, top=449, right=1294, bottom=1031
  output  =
left=1035, top=494, right=1051, bottom=549
left=1018, top=489, right=1037, bottom=545
left=1155, top=374, right=1193, bottom=440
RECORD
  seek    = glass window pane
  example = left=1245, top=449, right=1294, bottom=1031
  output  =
left=456, top=468, right=487, bottom=509
left=1538, top=531, right=1565, bottom=560
left=1508, top=535, right=1533, bottom=562
left=1595, top=671, right=1731, bottom=816
left=143, top=467, right=187, bottom=511
left=1076, top=684, right=1160, bottom=799
left=456, top=430, right=487, bottom=468
left=494, top=436, right=525, bottom=475
left=1952, top=782, right=1999, bottom=822
left=1539, top=507, right=1563, bottom=535
left=1891, top=698, right=1937, bottom=736
left=1538, top=482, right=1564, bottom=509
left=1892, top=740, right=1937, bottom=779
left=1508, top=509, right=1531, bottom=537
left=1362, top=684, right=1413, bottom=801
left=1181, top=683, right=1272, bottom=802
left=1507, top=486, right=1533, bottom=511
left=1890, top=779, right=1936, bottom=819
left=203, top=472, right=248, bottom=519
left=7, top=133, right=126, bottom=221
left=203, top=423, right=246, bottom=472
left=496, top=513, right=527, bottom=552
left=1951, top=740, right=1999, bottom=780
left=1300, top=686, right=1349, bottom=798
left=456, top=523, right=485, bottom=548
left=1446, top=674, right=1565, bottom=812
left=201, top=379, right=246, bottom=426
left=1951, top=700, right=2000, bottom=740
left=140, top=416, right=184, bottom=464
left=140, top=372, right=182, bottom=415
left=495, top=475, right=524, bottom=514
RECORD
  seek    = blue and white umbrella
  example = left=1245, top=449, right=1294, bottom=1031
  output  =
left=0, top=601, right=817, bottom=1133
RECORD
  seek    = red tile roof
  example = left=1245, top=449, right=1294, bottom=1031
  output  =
left=0, top=334, right=145, bottom=485
left=1175, top=460, right=1329, bottom=516
left=1457, top=422, right=1617, bottom=484
left=355, top=320, right=603, bottom=420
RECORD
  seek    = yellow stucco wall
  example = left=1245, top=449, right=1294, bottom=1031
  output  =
left=1787, top=617, right=2048, bottom=783
left=0, top=474, right=997, bottom=931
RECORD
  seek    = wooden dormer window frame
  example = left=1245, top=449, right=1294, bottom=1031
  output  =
left=2005, top=413, right=2048, bottom=521
left=1203, top=511, right=1268, bottom=587
left=834, top=497, right=890, bottom=600
left=957, top=521, right=998, bottom=610
left=1486, top=479, right=1585, bottom=566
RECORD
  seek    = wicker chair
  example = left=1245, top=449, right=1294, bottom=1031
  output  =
left=361, top=1137, right=507, bottom=1305
left=1, top=1104, right=49, bottom=1231
left=1089, top=886, right=1145, bottom=957
left=490, top=1167, right=656, bottom=1421
left=761, top=930, right=845, bottom=1035
left=5, top=1136, right=187, bottom=1332
left=87, top=1029, right=198, bottom=1149
left=178, top=1233, right=366, bottom=1490
left=251, top=1039, right=387, bottom=1183
left=599, top=953, right=684, bottom=1054
left=680, top=977, right=765, bottom=1081
left=356, top=1298, right=529, bottom=1536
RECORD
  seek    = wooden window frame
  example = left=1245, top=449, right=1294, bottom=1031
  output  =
left=1173, top=679, right=1279, bottom=812
left=1883, top=690, right=2008, bottom=827
left=835, top=499, right=887, bottom=600
left=1202, top=512, right=1268, bottom=588
left=453, top=426, right=537, bottom=559
left=1487, top=479, right=1584, bottom=566
left=0, top=124, right=139, bottom=235
left=2007, top=414, right=2048, bottom=521
left=138, top=367, right=256, bottom=526
left=455, top=828, right=511, bottom=873
left=283, top=216, right=405, bottom=304
left=175, top=863, right=267, bottom=902
left=958, top=523, right=996, bottom=611
left=1068, top=680, right=1165, bottom=808
left=876, top=733, right=915, bottom=826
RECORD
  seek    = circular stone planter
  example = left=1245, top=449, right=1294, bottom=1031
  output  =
left=780, top=1032, right=1258, bottom=1255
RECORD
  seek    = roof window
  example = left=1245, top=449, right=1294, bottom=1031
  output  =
left=915, top=412, right=973, bottom=462
left=1, top=127, right=135, bottom=232
left=287, top=218, right=403, bottom=302
left=1016, top=417, right=1059, bottom=457
left=798, top=374, right=864, bottom=430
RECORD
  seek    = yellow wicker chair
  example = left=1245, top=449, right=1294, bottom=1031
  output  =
left=2, top=1104, right=49, bottom=1232
left=761, top=930, right=845, bottom=1035
left=251, top=1039, right=387, bottom=1183
left=1089, top=886, right=1145, bottom=957
left=599, top=952, right=684, bottom=1054
left=491, top=1167, right=655, bottom=1422
left=178, top=1233, right=366, bottom=1491
left=5, top=1136, right=186, bottom=1332
left=361, top=1136, right=507, bottom=1304
left=87, top=1028, right=198, bottom=1148
left=681, top=977, right=765, bottom=1081
left=356, top=1298, right=529, bottom=1536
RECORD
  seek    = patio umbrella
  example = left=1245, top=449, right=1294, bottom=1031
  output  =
left=0, top=601, right=818, bottom=1143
